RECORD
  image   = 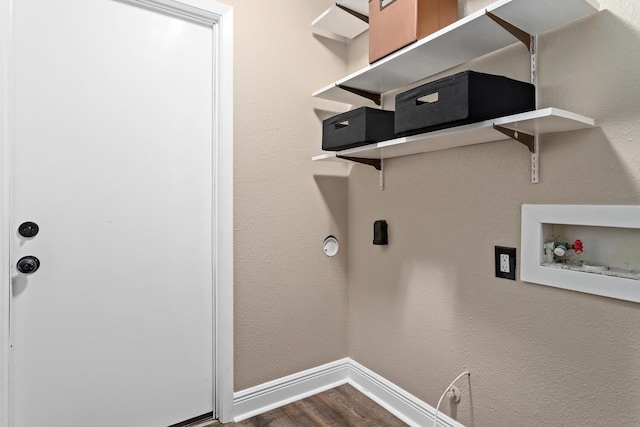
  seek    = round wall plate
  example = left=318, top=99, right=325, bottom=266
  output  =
left=323, top=236, right=339, bottom=257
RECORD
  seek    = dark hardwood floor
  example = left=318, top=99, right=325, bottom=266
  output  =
left=215, top=384, right=408, bottom=426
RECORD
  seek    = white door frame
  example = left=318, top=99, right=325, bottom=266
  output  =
left=0, top=0, right=234, bottom=424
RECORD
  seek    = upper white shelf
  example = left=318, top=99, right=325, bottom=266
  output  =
left=312, top=108, right=595, bottom=162
left=313, top=0, right=600, bottom=105
left=312, top=0, right=369, bottom=42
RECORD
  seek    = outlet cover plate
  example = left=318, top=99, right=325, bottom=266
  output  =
left=495, top=246, right=516, bottom=280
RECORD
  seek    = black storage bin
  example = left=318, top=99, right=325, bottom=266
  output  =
left=395, top=71, right=535, bottom=135
left=322, top=107, right=395, bottom=151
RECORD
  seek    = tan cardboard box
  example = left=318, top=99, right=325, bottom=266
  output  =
left=369, top=0, right=458, bottom=63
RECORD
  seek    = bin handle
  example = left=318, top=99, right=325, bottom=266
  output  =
left=417, top=92, right=439, bottom=105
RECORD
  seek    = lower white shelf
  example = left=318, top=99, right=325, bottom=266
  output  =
left=312, top=108, right=595, bottom=163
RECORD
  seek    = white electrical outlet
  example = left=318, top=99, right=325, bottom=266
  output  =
left=500, top=254, right=510, bottom=273
left=495, top=246, right=516, bottom=280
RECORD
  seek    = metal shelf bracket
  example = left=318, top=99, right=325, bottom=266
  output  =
left=337, top=85, right=381, bottom=106
left=493, top=125, right=535, bottom=153
left=487, top=10, right=540, bottom=183
left=493, top=125, right=539, bottom=183
left=336, top=155, right=384, bottom=190
left=335, top=4, right=369, bottom=23
left=337, top=155, right=381, bottom=170
left=485, top=10, right=533, bottom=52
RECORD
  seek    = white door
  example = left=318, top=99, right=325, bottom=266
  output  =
left=10, top=0, right=214, bottom=426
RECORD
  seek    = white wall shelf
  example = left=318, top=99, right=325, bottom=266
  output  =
left=312, top=0, right=369, bottom=43
left=313, top=108, right=595, bottom=163
left=313, top=0, right=600, bottom=106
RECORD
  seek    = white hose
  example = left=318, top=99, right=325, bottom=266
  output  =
left=433, top=371, right=470, bottom=427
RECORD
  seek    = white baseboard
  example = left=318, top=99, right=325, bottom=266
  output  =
left=347, top=360, right=464, bottom=427
left=232, top=358, right=351, bottom=422
left=232, top=358, right=464, bottom=427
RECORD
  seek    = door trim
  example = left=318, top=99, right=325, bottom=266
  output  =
left=0, top=0, right=234, bottom=425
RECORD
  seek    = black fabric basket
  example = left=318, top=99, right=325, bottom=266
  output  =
left=322, top=107, right=396, bottom=151
left=395, top=71, right=535, bottom=135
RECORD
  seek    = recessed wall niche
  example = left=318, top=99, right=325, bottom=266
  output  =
left=521, top=205, right=640, bottom=303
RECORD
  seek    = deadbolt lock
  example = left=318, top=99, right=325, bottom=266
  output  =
left=18, top=221, right=39, bottom=238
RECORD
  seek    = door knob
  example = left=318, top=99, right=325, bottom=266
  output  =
left=17, top=256, right=40, bottom=274
left=18, top=221, right=39, bottom=238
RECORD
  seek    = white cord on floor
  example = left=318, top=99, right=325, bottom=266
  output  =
left=433, top=371, right=470, bottom=427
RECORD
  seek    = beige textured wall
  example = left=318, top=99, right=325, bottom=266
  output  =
left=228, top=0, right=350, bottom=390
left=348, top=1, right=640, bottom=426
left=229, top=1, right=640, bottom=424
